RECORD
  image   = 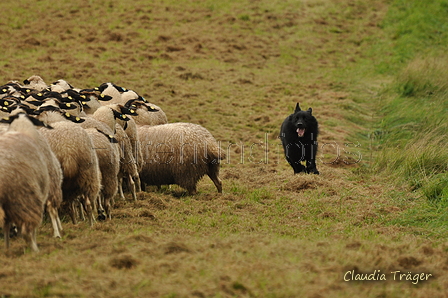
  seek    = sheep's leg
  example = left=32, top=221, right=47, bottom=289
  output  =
left=4, top=221, right=11, bottom=250
left=128, top=174, right=137, bottom=201
left=96, top=194, right=106, bottom=221
left=83, top=196, right=95, bottom=227
left=134, top=174, right=142, bottom=193
left=30, top=228, right=39, bottom=252
left=69, top=201, right=78, bottom=225
left=208, top=164, right=223, bottom=193
left=46, top=201, right=61, bottom=238
left=22, top=224, right=39, bottom=252
left=104, top=197, right=112, bottom=220
left=56, top=216, right=63, bottom=234
left=118, top=176, right=126, bottom=200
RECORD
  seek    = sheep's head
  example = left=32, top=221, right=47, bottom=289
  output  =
left=0, top=112, right=53, bottom=129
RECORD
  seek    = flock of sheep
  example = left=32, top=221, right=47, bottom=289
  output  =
left=0, top=75, right=225, bottom=252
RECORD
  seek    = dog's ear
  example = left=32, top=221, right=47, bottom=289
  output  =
left=307, top=108, right=313, bottom=115
left=294, top=103, right=301, bottom=113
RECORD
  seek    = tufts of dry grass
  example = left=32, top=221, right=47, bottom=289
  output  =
left=0, top=0, right=447, bottom=297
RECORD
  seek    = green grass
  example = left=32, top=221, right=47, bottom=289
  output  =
left=364, top=0, right=448, bottom=232
left=2, top=0, right=448, bottom=297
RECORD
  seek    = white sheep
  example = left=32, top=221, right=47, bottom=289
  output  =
left=96, top=83, right=167, bottom=125
left=138, top=123, right=225, bottom=195
left=84, top=127, right=120, bottom=220
left=106, top=104, right=143, bottom=191
left=38, top=111, right=101, bottom=226
left=89, top=106, right=140, bottom=201
left=22, top=75, right=48, bottom=91
left=122, top=91, right=167, bottom=125
left=3, top=110, right=63, bottom=238
left=0, top=114, right=52, bottom=251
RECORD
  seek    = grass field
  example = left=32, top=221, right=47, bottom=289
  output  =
left=0, top=0, right=447, bottom=297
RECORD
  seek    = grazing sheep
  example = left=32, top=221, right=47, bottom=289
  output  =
left=95, top=82, right=125, bottom=104
left=50, top=79, right=74, bottom=92
left=138, top=123, right=225, bottom=194
left=106, top=104, right=143, bottom=191
left=6, top=110, right=64, bottom=238
left=22, top=75, right=48, bottom=91
left=122, top=92, right=167, bottom=125
left=96, top=83, right=167, bottom=125
left=0, top=114, right=52, bottom=251
left=38, top=111, right=101, bottom=226
left=115, top=124, right=140, bottom=201
left=84, top=128, right=120, bottom=220
left=83, top=105, right=140, bottom=201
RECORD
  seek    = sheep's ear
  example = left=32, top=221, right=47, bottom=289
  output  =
left=80, top=88, right=96, bottom=93
left=63, top=112, right=85, bottom=123
left=96, top=83, right=109, bottom=92
left=21, top=87, right=34, bottom=94
left=59, top=102, right=77, bottom=110
left=98, top=94, right=112, bottom=101
left=96, top=129, right=118, bottom=143
left=138, top=95, right=148, bottom=103
left=18, top=104, right=37, bottom=114
left=145, top=104, right=159, bottom=112
left=23, top=79, right=30, bottom=85
left=124, top=99, right=137, bottom=108
left=112, top=83, right=127, bottom=92
left=38, top=105, right=60, bottom=112
left=119, top=105, right=138, bottom=116
left=0, top=87, right=10, bottom=94
left=27, top=100, right=45, bottom=106
left=31, top=92, right=46, bottom=100
left=27, top=116, right=54, bottom=129
left=42, top=91, right=63, bottom=101
left=112, top=109, right=130, bottom=121
left=0, top=116, right=14, bottom=124
left=1, top=99, right=14, bottom=107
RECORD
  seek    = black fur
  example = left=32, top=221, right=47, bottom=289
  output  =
left=280, top=103, right=319, bottom=174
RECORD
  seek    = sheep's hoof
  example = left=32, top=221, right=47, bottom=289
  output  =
left=10, top=225, right=18, bottom=238
left=97, top=210, right=106, bottom=221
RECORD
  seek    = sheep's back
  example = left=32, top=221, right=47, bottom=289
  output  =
left=40, top=121, right=101, bottom=201
left=138, top=123, right=223, bottom=186
left=0, top=133, right=49, bottom=226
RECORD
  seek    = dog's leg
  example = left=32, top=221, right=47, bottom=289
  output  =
left=292, top=161, right=306, bottom=174
left=306, top=160, right=319, bottom=175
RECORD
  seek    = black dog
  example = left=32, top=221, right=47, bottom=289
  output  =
left=280, top=103, right=319, bottom=174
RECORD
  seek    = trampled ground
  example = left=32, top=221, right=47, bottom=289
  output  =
left=0, top=0, right=447, bottom=297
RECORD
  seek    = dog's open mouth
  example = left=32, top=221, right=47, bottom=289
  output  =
left=297, top=128, right=305, bottom=137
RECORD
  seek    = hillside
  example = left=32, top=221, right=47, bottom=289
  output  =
left=0, top=0, right=447, bottom=297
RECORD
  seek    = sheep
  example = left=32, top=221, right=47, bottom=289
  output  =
left=70, top=107, right=121, bottom=219
left=1, top=109, right=64, bottom=238
left=122, top=91, right=167, bottom=125
left=106, top=104, right=143, bottom=190
left=87, top=105, right=141, bottom=201
left=50, top=79, right=75, bottom=92
left=36, top=103, right=119, bottom=221
left=0, top=114, right=53, bottom=251
left=138, top=123, right=225, bottom=195
left=37, top=110, right=101, bottom=226
left=96, top=83, right=167, bottom=125
left=22, top=75, right=48, bottom=91
left=83, top=127, right=120, bottom=220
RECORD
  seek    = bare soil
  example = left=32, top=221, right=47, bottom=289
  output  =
left=0, top=0, right=446, bottom=297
